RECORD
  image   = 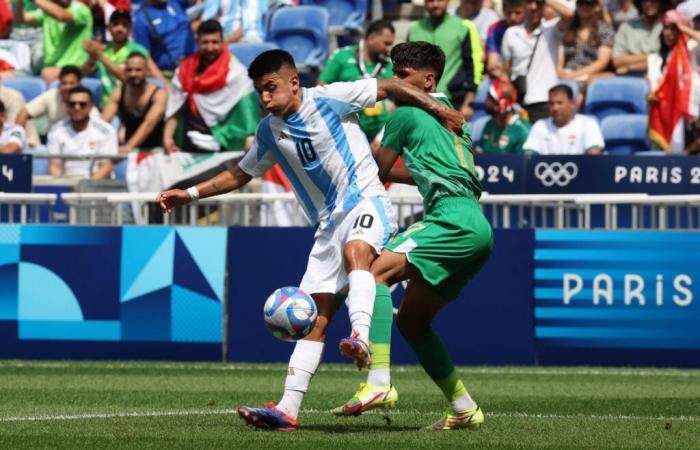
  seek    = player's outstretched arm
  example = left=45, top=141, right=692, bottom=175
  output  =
left=375, top=79, right=465, bottom=135
left=375, top=146, right=415, bottom=185
left=157, top=165, right=252, bottom=213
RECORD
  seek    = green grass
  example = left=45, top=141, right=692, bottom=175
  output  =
left=0, top=361, right=699, bottom=449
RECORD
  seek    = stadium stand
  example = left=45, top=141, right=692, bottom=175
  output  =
left=1, top=77, right=46, bottom=102
left=470, top=114, right=490, bottom=148
left=48, top=78, right=103, bottom=107
left=601, top=114, right=650, bottom=155
left=229, top=42, right=279, bottom=68
left=584, top=76, right=649, bottom=122
left=267, top=6, right=331, bottom=69
left=301, top=0, right=367, bottom=33
left=471, top=78, right=491, bottom=123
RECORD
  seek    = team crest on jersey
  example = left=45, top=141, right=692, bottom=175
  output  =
left=278, top=131, right=289, bottom=141
left=352, top=228, right=365, bottom=236
left=499, top=135, right=510, bottom=148
left=89, top=141, right=96, bottom=150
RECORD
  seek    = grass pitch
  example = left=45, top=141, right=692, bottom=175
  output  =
left=0, top=361, right=699, bottom=449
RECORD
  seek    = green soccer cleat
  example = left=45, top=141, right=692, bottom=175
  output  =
left=428, top=406, right=484, bottom=430
left=331, top=383, right=398, bottom=416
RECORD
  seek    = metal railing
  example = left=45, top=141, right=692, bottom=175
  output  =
left=4, top=192, right=700, bottom=230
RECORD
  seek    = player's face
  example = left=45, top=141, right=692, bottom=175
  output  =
left=198, top=32, right=223, bottom=64
left=109, top=19, right=131, bottom=44
left=66, top=93, right=92, bottom=122
left=59, top=74, right=81, bottom=101
left=254, top=69, right=300, bottom=117
left=548, top=91, right=575, bottom=127
left=504, top=6, right=527, bottom=25
left=125, top=57, right=148, bottom=86
left=393, top=66, right=433, bottom=93
left=425, top=0, right=449, bottom=19
left=366, top=29, right=394, bottom=62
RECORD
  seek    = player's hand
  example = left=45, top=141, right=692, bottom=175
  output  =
left=157, top=189, right=191, bottom=213
left=440, top=107, right=466, bottom=135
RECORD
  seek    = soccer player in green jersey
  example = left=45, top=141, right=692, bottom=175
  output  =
left=351, top=41, right=493, bottom=429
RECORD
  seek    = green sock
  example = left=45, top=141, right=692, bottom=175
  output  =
left=408, top=328, right=466, bottom=401
left=369, top=284, right=393, bottom=370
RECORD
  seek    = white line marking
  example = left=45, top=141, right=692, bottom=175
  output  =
left=0, top=409, right=697, bottom=424
left=1, top=361, right=698, bottom=378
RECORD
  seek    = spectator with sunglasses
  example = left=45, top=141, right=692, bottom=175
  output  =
left=47, top=85, right=118, bottom=179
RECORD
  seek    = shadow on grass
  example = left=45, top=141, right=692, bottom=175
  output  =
left=299, top=423, right=419, bottom=433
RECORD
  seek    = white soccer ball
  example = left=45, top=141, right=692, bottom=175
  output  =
left=263, top=287, right=317, bottom=341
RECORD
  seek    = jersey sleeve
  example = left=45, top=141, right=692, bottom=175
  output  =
left=312, top=79, right=378, bottom=111
left=238, top=132, right=276, bottom=177
left=6, top=126, right=26, bottom=149
left=70, top=3, right=91, bottom=26
left=46, top=124, right=62, bottom=155
left=25, top=91, right=50, bottom=117
left=380, top=108, right=414, bottom=154
left=522, top=120, right=545, bottom=154
left=583, top=117, right=605, bottom=152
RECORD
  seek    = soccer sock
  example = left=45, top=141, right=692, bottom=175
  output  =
left=346, top=270, right=376, bottom=343
left=367, top=283, right=392, bottom=386
left=407, top=328, right=477, bottom=413
left=277, top=340, right=324, bottom=418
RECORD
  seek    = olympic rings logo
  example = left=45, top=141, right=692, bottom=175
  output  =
left=533, top=162, right=579, bottom=187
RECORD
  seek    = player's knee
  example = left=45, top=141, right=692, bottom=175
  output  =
left=305, top=313, right=332, bottom=341
left=343, top=241, right=375, bottom=271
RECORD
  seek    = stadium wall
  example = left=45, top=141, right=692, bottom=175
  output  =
left=1, top=225, right=699, bottom=367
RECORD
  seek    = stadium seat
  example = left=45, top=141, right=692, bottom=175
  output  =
left=267, top=6, right=330, bottom=69
left=113, top=159, right=128, bottom=180
left=2, top=77, right=46, bottom=102
left=300, top=0, right=367, bottom=33
left=471, top=78, right=492, bottom=123
left=601, top=114, right=649, bottom=155
left=229, top=42, right=279, bottom=68
left=556, top=79, right=579, bottom=101
left=469, top=115, right=491, bottom=147
left=49, top=78, right=103, bottom=106
left=584, top=77, right=649, bottom=122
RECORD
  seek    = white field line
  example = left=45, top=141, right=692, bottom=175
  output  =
left=0, top=409, right=697, bottom=424
left=1, top=361, right=699, bottom=378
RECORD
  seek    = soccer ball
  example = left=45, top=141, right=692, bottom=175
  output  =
left=263, top=287, right=317, bottom=341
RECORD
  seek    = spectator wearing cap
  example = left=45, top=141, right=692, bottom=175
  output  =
left=81, top=9, right=166, bottom=107
left=557, top=0, right=614, bottom=105
left=648, top=9, right=700, bottom=153
left=133, top=0, right=196, bottom=73
left=613, top=0, right=668, bottom=75
left=48, top=85, right=118, bottom=179
left=16, top=65, right=99, bottom=147
left=479, top=79, right=531, bottom=154
left=0, top=100, right=27, bottom=154
left=201, top=0, right=267, bottom=44
left=501, top=0, right=574, bottom=123
left=523, top=84, right=604, bottom=154
left=14, top=0, right=93, bottom=83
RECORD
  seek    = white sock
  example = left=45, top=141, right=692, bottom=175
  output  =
left=451, top=393, right=478, bottom=413
left=277, top=340, right=324, bottom=418
left=366, top=368, right=391, bottom=386
left=346, top=270, right=376, bottom=343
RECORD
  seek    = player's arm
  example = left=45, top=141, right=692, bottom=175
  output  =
left=33, top=0, right=74, bottom=23
left=376, top=148, right=416, bottom=185
left=101, top=86, right=120, bottom=122
left=157, top=165, right=252, bottom=213
left=375, top=78, right=465, bottom=135
left=14, top=0, right=38, bottom=25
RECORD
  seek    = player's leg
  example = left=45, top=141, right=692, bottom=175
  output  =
left=238, top=292, right=338, bottom=431
left=397, top=279, right=483, bottom=431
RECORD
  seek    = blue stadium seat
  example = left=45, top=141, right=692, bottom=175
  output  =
left=2, top=77, right=46, bottom=102
left=267, top=6, right=330, bottom=69
left=113, top=159, right=128, bottom=180
left=584, top=77, right=649, bottom=122
left=471, top=79, right=492, bottom=123
left=300, top=0, right=367, bottom=32
left=601, top=114, right=649, bottom=155
left=49, top=78, right=103, bottom=106
left=469, top=115, right=491, bottom=147
left=229, top=42, right=279, bottom=68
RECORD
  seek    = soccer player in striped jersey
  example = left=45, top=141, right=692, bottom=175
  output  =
left=366, top=41, right=493, bottom=430
left=157, top=49, right=465, bottom=431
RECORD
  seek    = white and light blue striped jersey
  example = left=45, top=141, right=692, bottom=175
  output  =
left=238, top=79, right=387, bottom=230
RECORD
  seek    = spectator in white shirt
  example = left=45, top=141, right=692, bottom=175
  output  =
left=0, top=23, right=32, bottom=78
left=0, top=100, right=27, bottom=154
left=48, top=86, right=118, bottom=179
left=523, top=83, right=605, bottom=154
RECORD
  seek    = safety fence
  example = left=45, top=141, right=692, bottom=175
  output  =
left=4, top=192, right=700, bottom=230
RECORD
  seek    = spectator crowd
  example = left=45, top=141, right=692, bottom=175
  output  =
left=0, top=0, right=699, bottom=187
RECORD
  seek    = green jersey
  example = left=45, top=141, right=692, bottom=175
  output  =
left=381, top=94, right=482, bottom=211
left=34, top=2, right=93, bottom=67
left=480, top=116, right=531, bottom=154
left=97, top=41, right=149, bottom=106
left=408, top=16, right=483, bottom=103
left=319, top=43, right=393, bottom=140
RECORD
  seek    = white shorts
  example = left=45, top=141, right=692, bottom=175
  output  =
left=299, top=196, right=398, bottom=295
